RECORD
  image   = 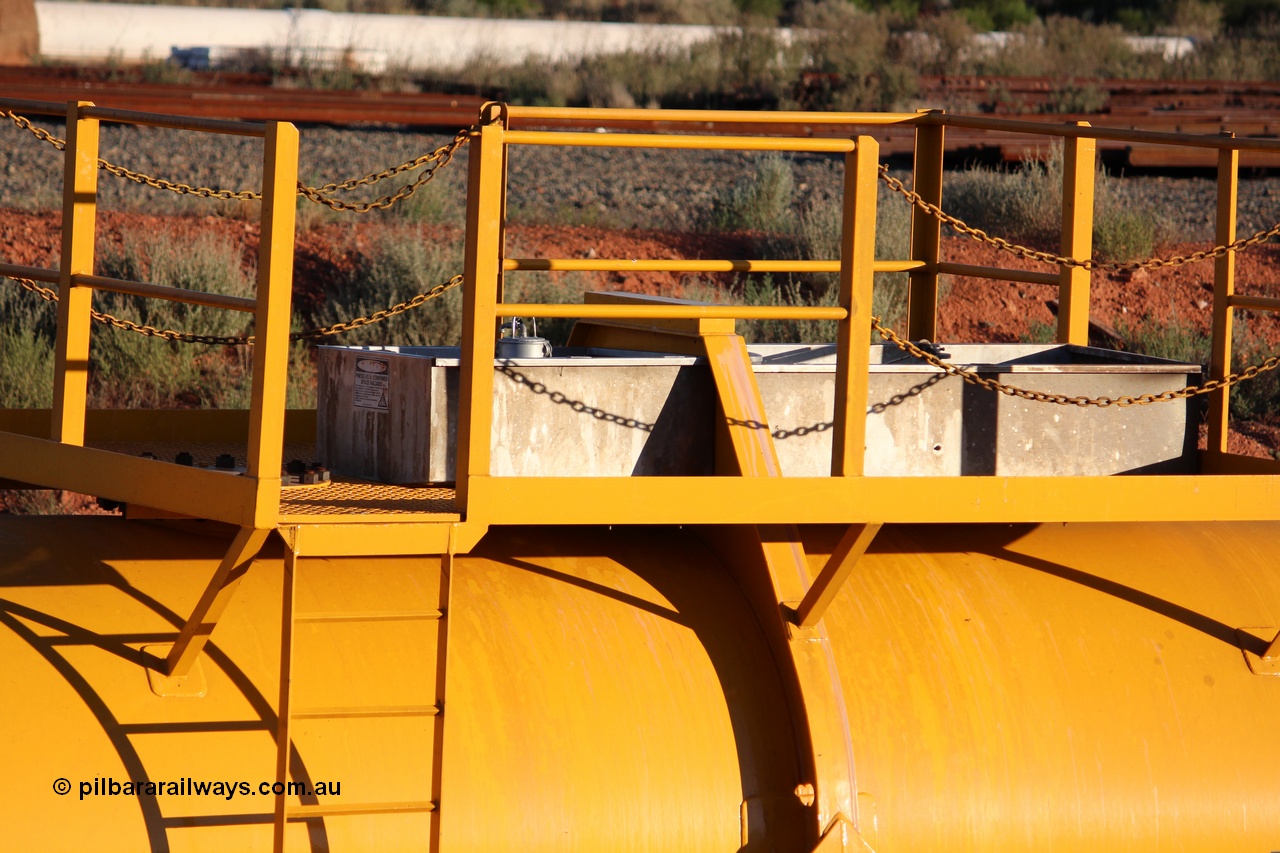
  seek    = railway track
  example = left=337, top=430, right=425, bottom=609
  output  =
left=4, top=67, right=1279, bottom=168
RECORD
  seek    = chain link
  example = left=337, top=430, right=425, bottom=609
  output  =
left=12, top=105, right=1278, bottom=264
left=11, top=273, right=1280, bottom=404
left=872, top=315, right=1280, bottom=407
left=5, top=111, right=65, bottom=150
left=7, top=274, right=463, bottom=345
left=297, top=127, right=470, bottom=212
left=8, top=107, right=1280, bottom=402
left=3, top=110, right=471, bottom=210
left=878, top=165, right=1280, bottom=272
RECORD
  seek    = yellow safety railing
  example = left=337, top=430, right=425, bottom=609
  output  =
left=449, top=102, right=1280, bottom=525
left=454, top=103, right=889, bottom=508
left=902, top=111, right=1280, bottom=465
left=0, top=98, right=298, bottom=528
left=6, top=98, right=1280, bottom=531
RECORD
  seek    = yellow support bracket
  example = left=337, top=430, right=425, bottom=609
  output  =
left=791, top=523, right=883, bottom=629
left=165, top=527, right=272, bottom=677
left=1264, top=630, right=1280, bottom=661
left=564, top=291, right=732, bottom=356
left=808, top=812, right=880, bottom=853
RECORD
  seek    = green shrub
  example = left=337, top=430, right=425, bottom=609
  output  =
left=1117, top=312, right=1210, bottom=365
left=388, top=162, right=469, bottom=224
left=797, top=182, right=912, bottom=329
left=709, top=153, right=796, bottom=233
left=941, top=143, right=1162, bottom=263
left=942, top=152, right=1060, bottom=247
left=314, top=230, right=465, bottom=346
left=1021, top=319, right=1057, bottom=343
left=1227, top=319, right=1280, bottom=421
left=0, top=490, right=64, bottom=515
left=0, top=327, right=55, bottom=408
left=91, top=231, right=256, bottom=407
left=792, top=1, right=917, bottom=111
left=1093, top=206, right=1157, bottom=263
left=972, top=16, right=1167, bottom=79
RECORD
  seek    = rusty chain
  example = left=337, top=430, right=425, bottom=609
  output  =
left=2, top=110, right=471, bottom=211
left=8, top=274, right=463, bottom=345
left=7, top=108, right=1280, bottom=403
left=12, top=270, right=1278, bottom=407
left=877, top=165, right=1280, bottom=272
left=872, top=316, right=1280, bottom=407
left=12, top=106, right=1280, bottom=266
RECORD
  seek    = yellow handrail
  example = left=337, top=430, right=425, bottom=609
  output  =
left=71, top=273, right=258, bottom=313
left=505, top=105, right=923, bottom=125
left=492, top=303, right=848, bottom=321
left=503, top=258, right=925, bottom=274
left=503, top=130, right=857, bottom=152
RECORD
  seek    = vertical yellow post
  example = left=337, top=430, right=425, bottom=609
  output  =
left=247, top=122, right=299, bottom=528
left=1058, top=122, right=1095, bottom=344
left=907, top=110, right=944, bottom=342
left=1208, top=138, right=1239, bottom=455
left=51, top=101, right=99, bottom=445
left=455, top=121, right=506, bottom=510
left=831, top=136, right=878, bottom=477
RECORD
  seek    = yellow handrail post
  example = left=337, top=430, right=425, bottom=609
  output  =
left=246, top=121, right=299, bottom=528
left=831, top=136, right=878, bottom=477
left=907, top=109, right=944, bottom=342
left=1208, top=135, right=1239, bottom=455
left=51, top=100, right=98, bottom=445
left=456, top=119, right=507, bottom=510
left=1058, top=121, right=1095, bottom=344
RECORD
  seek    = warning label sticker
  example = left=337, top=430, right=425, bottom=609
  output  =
left=353, top=357, right=390, bottom=411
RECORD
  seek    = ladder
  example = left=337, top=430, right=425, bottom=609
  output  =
left=272, top=548, right=453, bottom=852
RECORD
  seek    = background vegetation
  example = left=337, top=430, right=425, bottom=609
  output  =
left=72, top=0, right=1280, bottom=109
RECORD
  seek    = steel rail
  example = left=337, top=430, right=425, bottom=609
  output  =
left=929, top=112, right=1280, bottom=152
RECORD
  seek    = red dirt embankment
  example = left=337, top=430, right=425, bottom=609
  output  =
left=4, top=208, right=1280, bottom=460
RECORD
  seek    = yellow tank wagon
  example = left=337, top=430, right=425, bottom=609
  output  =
left=1, top=100, right=1278, bottom=852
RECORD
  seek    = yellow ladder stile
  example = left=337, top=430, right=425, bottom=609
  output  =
left=272, top=546, right=451, bottom=852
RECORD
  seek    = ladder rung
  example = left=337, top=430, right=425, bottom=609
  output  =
left=286, top=801, right=436, bottom=819
left=294, top=609, right=443, bottom=623
left=292, top=704, right=440, bottom=720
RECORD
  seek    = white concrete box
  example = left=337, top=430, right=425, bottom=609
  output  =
left=316, top=343, right=1200, bottom=483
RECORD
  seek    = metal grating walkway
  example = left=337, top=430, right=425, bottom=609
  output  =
left=90, top=441, right=459, bottom=519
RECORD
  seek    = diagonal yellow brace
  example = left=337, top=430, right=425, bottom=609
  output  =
left=793, top=523, right=882, bottom=629
left=166, top=527, right=271, bottom=677
left=702, top=330, right=859, bottom=837
left=703, top=333, right=781, bottom=477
